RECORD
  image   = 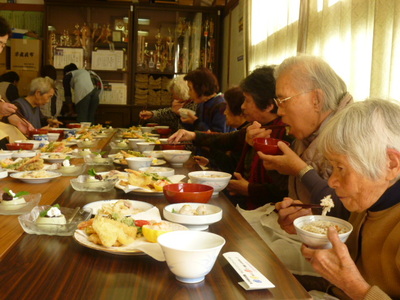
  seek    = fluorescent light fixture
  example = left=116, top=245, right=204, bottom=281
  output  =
left=138, top=30, right=149, bottom=36
left=138, top=18, right=150, bottom=25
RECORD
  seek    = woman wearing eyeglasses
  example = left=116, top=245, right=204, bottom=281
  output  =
left=252, top=55, right=353, bottom=218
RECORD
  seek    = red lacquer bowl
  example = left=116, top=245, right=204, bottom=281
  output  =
left=163, top=183, right=214, bottom=204
left=253, top=138, right=290, bottom=155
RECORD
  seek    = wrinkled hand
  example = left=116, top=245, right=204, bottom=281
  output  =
left=245, top=121, right=271, bottom=146
left=7, top=114, right=34, bottom=135
left=301, top=227, right=371, bottom=299
left=139, top=110, right=153, bottom=120
left=276, top=197, right=312, bottom=234
left=257, top=142, right=307, bottom=175
left=193, top=155, right=209, bottom=167
left=48, top=118, right=63, bottom=127
left=168, top=129, right=196, bottom=144
left=180, top=111, right=197, bottom=124
left=171, top=100, right=185, bottom=115
left=0, top=102, right=17, bottom=117
left=227, top=172, right=249, bottom=196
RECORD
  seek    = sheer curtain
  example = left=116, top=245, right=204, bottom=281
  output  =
left=245, top=0, right=300, bottom=72
left=247, top=0, right=400, bottom=101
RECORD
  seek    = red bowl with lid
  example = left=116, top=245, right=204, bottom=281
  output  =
left=163, top=183, right=214, bottom=204
left=253, top=138, right=290, bottom=155
left=67, top=123, right=81, bottom=129
left=6, top=143, right=34, bottom=150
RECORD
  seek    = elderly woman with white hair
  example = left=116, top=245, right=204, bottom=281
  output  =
left=13, top=76, right=62, bottom=129
left=139, top=75, right=197, bottom=132
left=275, top=99, right=400, bottom=300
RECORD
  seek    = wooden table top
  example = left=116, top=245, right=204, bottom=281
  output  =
left=0, top=131, right=311, bottom=300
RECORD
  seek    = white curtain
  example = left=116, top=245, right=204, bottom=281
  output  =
left=245, top=0, right=300, bottom=72
left=248, top=0, right=400, bottom=101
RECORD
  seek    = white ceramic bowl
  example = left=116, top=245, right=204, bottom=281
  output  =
left=143, top=150, right=164, bottom=158
left=162, top=150, right=191, bottom=167
left=136, top=142, right=156, bottom=152
left=139, top=166, right=175, bottom=177
left=126, top=156, right=153, bottom=170
left=163, top=203, right=223, bottom=230
left=47, top=133, right=60, bottom=142
left=159, top=138, right=169, bottom=144
left=188, top=171, right=232, bottom=196
left=178, top=108, right=196, bottom=118
left=140, top=127, right=153, bottom=133
left=293, top=215, right=353, bottom=249
left=128, top=138, right=146, bottom=150
left=158, top=231, right=225, bottom=283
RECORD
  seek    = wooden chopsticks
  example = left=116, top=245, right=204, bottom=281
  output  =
left=260, top=124, right=288, bottom=130
left=0, top=96, right=32, bottom=127
left=271, top=202, right=323, bottom=209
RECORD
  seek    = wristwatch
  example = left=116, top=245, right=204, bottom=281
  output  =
left=298, top=165, right=314, bottom=180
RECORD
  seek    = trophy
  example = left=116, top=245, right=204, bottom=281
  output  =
left=73, top=24, right=81, bottom=47
left=155, top=29, right=162, bottom=70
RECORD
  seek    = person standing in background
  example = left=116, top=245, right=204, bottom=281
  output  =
left=63, top=63, right=102, bottom=123
left=0, top=71, right=20, bottom=102
left=40, top=65, right=64, bottom=123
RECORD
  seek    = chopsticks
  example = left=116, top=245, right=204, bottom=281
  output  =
left=0, top=96, right=32, bottom=128
left=260, top=124, right=288, bottom=130
left=271, top=202, right=323, bottom=209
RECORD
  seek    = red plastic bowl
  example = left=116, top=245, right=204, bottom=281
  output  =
left=156, top=128, right=172, bottom=136
left=161, top=144, right=186, bottom=150
left=163, top=183, right=214, bottom=204
left=6, top=143, right=34, bottom=150
left=29, top=129, right=48, bottom=138
left=253, top=138, right=290, bottom=155
left=146, top=123, right=159, bottom=127
left=67, top=123, right=81, bottom=129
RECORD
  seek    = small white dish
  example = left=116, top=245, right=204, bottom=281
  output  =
left=136, top=142, right=156, bottom=152
left=163, top=203, right=223, bottom=230
left=83, top=199, right=154, bottom=215
left=188, top=171, right=232, bottom=196
left=138, top=166, right=175, bottom=177
left=162, top=150, right=191, bottom=167
left=0, top=151, right=13, bottom=159
left=70, top=175, right=118, bottom=192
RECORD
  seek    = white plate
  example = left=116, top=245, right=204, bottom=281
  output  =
left=83, top=199, right=154, bottom=215
left=152, top=159, right=166, bottom=166
left=5, top=163, right=53, bottom=173
left=73, top=231, right=147, bottom=255
left=41, top=153, right=72, bottom=163
left=163, top=203, right=223, bottom=230
left=10, top=171, right=62, bottom=184
left=11, top=150, right=37, bottom=158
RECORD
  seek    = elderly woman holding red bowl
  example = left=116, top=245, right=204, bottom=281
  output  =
left=275, top=99, right=400, bottom=300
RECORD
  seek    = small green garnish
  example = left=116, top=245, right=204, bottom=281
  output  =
left=93, top=151, right=106, bottom=157
left=3, top=188, right=29, bottom=198
left=39, top=204, right=61, bottom=217
left=88, top=168, right=97, bottom=177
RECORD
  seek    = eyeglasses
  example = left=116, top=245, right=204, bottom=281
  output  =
left=0, top=41, right=7, bottom=48
left=273, top=90, right=314, bottom=107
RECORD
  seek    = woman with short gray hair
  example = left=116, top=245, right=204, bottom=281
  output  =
left=276, top=98, right=400, bottom=300
left=14, top=77, right=62, bottom=129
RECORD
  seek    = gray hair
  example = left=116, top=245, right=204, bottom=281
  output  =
left=274, top=55, right=347, bottom=112
left=29, top=76, right=55, bottom=96
left=168, top=75, right=190, bottom=101
left=318, top=98, right=400, bottom=181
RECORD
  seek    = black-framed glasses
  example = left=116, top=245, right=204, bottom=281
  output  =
left=273, top=90, right=315, bottom=107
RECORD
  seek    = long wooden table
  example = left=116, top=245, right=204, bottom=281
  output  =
left=0, top=131, right=311, bottom=300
